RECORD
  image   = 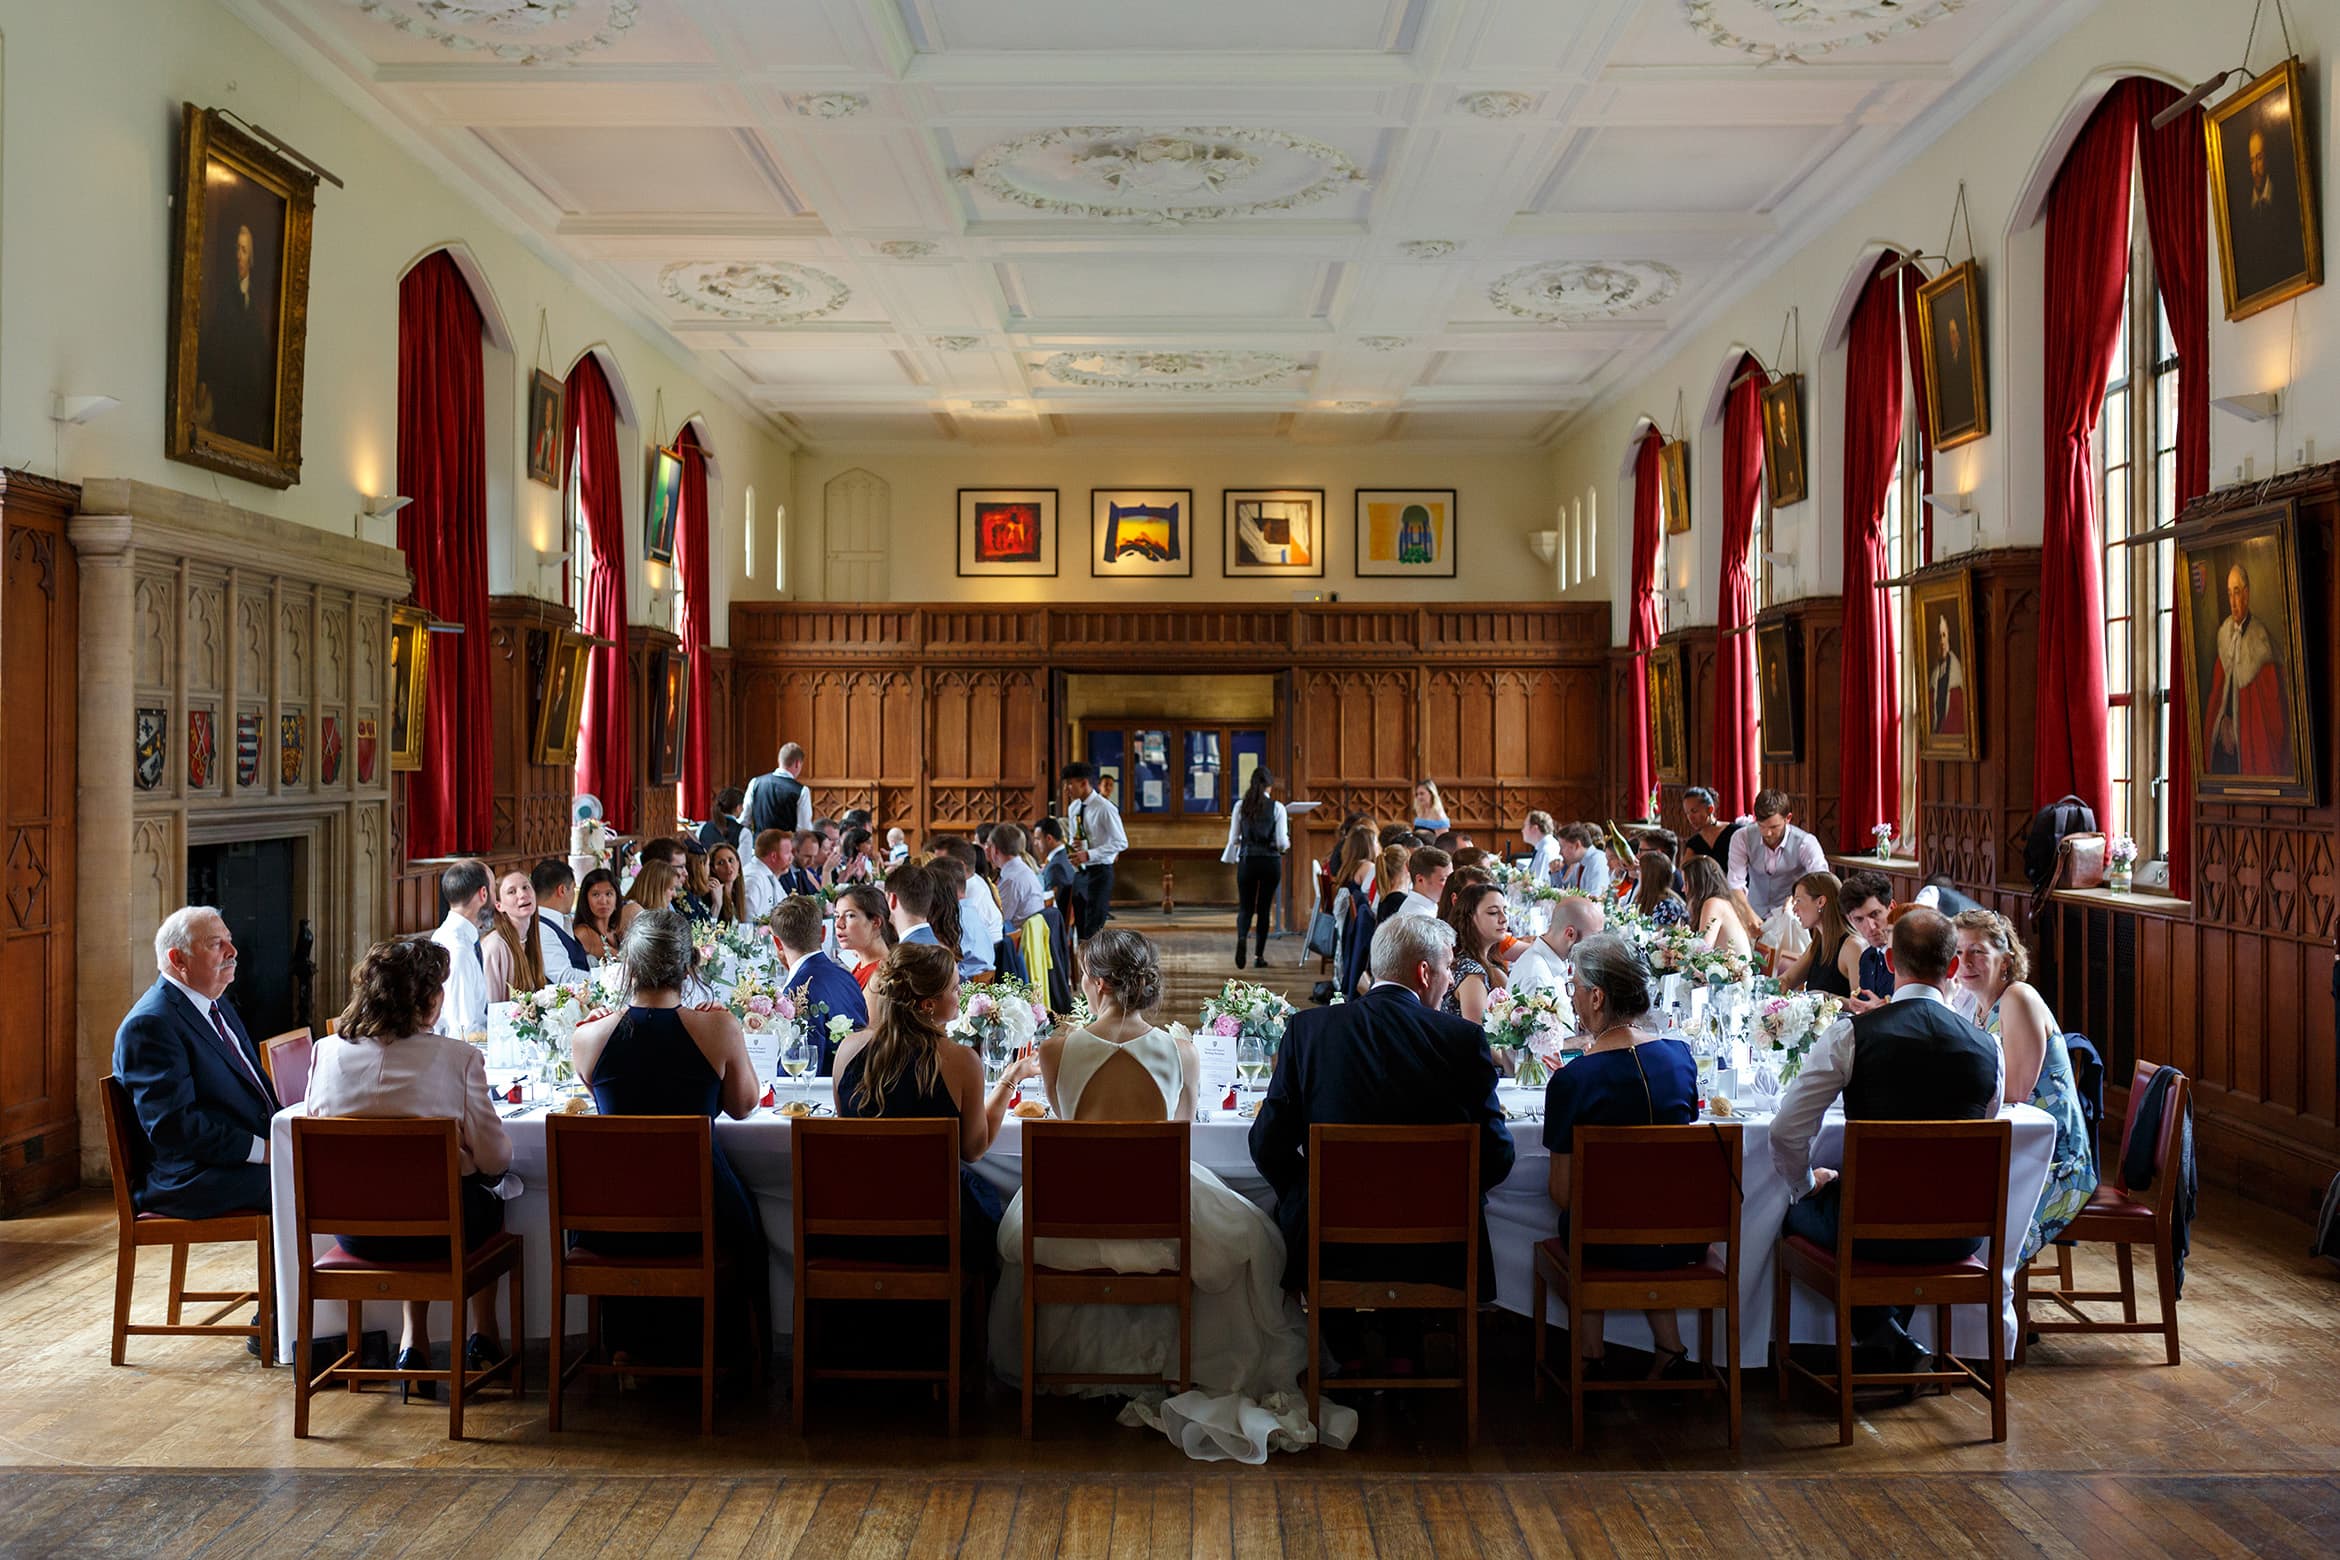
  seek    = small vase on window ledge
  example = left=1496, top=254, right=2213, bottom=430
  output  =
left=1871, top=823, right=1895, bottom=861
left=2106, top=832, right=2137, bottom=893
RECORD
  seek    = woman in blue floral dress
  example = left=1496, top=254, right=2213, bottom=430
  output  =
left=1950, top=910, right=2096, bottom=1261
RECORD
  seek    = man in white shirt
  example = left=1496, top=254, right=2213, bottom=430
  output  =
left=1061, top=761, right=1127, bottom=940
left=429, top=858, right=494, bottom=1040
left=1395, top=845, right=1451, bottom=919
left=1508, top=895, right=1605, bottom=999
left=1725, top=788, right=1830, bottom=922
left=987, top=823, right=1046, bottom=935
left=742, top=828, right=791, bottom=924
left=1521, top=810, right=1561, bottom=887
left=1554, top=824, right=1610, bottom=897
left=529, top=858, right=592, bottom=978
left=743, top=742, right=815, bottom=838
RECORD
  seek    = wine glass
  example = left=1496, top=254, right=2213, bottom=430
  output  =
left=984, top=1027, right=1010, bottom=1087
left=781, top=1032, right=813, bottom=1100
left=1236, top=1033, right=1268, bottom=1106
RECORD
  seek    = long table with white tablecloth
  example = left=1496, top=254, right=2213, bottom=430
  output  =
left=269, top=1090, right=2054, bottom=1369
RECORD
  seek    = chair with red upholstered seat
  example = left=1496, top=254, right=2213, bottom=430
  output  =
left=790, top=1117, right=975, bottom=1435
left=1531, top=1122, right=1743, bottom=1451
left=546, top=1113, right=757, bottom=1435
left=101, top=1075, right=273, bottom=1367
left=1018, top=1121, right=1192, bottom=1438
left=260, top=1029, right=313, bottom=1107
left=1773, top=1118, right=2011, bottom=1445
left=1307, top=1123, right=1482, bottom=1446
left=2019, top=1060, right=2188, bottom=1365
left=289, top=1116, right=524, bottom=1439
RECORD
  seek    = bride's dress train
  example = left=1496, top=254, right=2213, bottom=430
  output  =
left=989, top=1027, right=1355, bottom=1462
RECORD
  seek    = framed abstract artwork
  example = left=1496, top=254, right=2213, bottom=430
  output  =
left=1091, top=488, right=1193, bottom=578
left=2207, top=58, right=2322, bottom=322
left=1909, top=569, right=1978, bottom=762
left=957, top=488, right=1058, bottom=577
left=644, top=444, right=684, bottom=566
left=1224, top=489, right=1325, bottom=578
left=2174, top=500, right=2317, bottom=802
left=1355, top=489, right=1457, bottom=578
left=1916, top=260, right=1989, bottom=450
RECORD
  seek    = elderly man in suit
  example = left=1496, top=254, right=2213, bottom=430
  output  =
left=113, top=906, right=282, bottom=1223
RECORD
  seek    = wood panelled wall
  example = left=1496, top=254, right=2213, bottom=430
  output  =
left=727, top=602, right=1611, bottom=894
left=1757, top=596, right=1844, bottom=851
left=1910, top=550, right=2043, bottom=890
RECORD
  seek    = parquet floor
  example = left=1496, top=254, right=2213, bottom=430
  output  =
left=7, top=927, right=2339, bottom=1556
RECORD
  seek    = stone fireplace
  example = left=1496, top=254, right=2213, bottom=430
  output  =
left=69, top=481, right=408, bottom=1182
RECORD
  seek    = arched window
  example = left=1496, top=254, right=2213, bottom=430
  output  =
left=744, top=484, right=757, bottom=579
left=564, top=353, right=634, bottom=830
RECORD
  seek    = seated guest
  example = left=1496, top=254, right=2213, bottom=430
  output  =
left=742, top=829, right=790, bottom=924
left=113, top=907, right=280, bottom=1223
left=1249, top=914, right=1515, bottom=1294
left=831, top=826, right=880, bottom=886
left=696, top=786, right=747, bottom=855
left=429, top=859, right=493, bottom=1040
left=886, top=827, right=911, bottom=864
left=831, top=883, right=895, bottom=989
left=1435, top=864, right=1493, bottom=922
left=1631, top=850, right=1689, bottom=927
left=886, top=860, right=953, bottom=959
left=1775, top=871, right=1855, bottom=996
left=1411, top=779, right=1451, bottom=835
left=929, top=851, right=998, bottom=982
left=636, top=837, right=685, bottom=871
left=1394, top=846, right=1452, bottom=919
left=1678, top=787, right=1743, bottom=869
left=570, top=910, right=765, bottom=1368
left=771, top=894, right=868, bottom=1072
left=1772, top=908, right=2000, bottom=1369
left=1509, top=894, right=1606, bottom=998
left=1033, top=817, right=1076, bottom=915
left=1372, top=842, right=1412, bottom=926
left=1522, top=810, right=1562, bottom=886
left=1725, top=788, right=1829, bottom=924
left=707, top=842, right=749, bottom=924
left=1450, top=845, right=1489, bottom=873
left=619, top=860, right=679, bottom=942
left=1327, top=825, right=1383, bottom=1001
left=678, top=840, right=721, bottom=923
left=530, top=858, right=592, bottom=978
left=786, top=832, right=825, bottom=896
left=1839, top=870, right=1898, bottom=1008
left=1555, top=823, right=1610, bottom=898
left=832, top=943, right=1036, bottom=1273
left=312, top=939, right=513, bottom=1394
left=1951, top=909, right=2098, bottom=1262
left=1441, top=881, right=1511, bottom=1023
left=1918, top=873, right=1983, bottom=916
left=480, top=871, right=549, bottom=1004
left=573, top=868, right=622, bottom=963
left=1544, top=933, right=1702, bottom=1377
left=1684, top=857, right=1751, bottom=960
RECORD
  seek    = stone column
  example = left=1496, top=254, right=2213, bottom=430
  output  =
left=66, top=514, right=134, bottom=1184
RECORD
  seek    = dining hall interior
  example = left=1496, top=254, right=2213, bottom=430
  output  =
left=1, top=0, right=2338, bottom=1554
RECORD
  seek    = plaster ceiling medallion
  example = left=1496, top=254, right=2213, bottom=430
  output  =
left=1684, top=0, right=1971, bottom=65
left=874, top=240, right=938, bottom=259
left=790, top=92, right=871, bottom=119
left=1489, top=260, right=1681, bottom=321
left=658, top=261, right=850, bottom=323
left=962, top=127, right=1367, bottom=224
left=930, top=335, right=982, bottom=352
left=1398, top=239, right=1459, bottom=260
left=1360, top=336, right=1411, bottom=351
left=346, top=0, right=637, bottom=65
left=1037, top=350, right=1304, bottom=393
left=1457, top=90, right=1536, bottom=120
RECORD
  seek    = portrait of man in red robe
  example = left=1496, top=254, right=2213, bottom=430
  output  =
left=1928, top=610, right=1966, bottom=738
left=2207, top=562, right=2291, bottom=775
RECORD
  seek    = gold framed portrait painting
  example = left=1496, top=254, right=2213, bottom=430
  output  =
left=387, top=606, right=431, bottom=774
left=647, top=647, right=690, bottom=787
left=1916, top=260, right=1989, bottom=451
left=1760, top=374, right=1806, bottom=507
left=2174, top=500, right=2317, bottom=802
left=1908, top=570, right=1978, bottom=762
left=526, top=371, right=565, bottom=489
left=1659, top=440, right=1691, bottom=535
left=2207, top=58, right=2323, bottom=322
left=531, top=628, right=593, bottom=768
left=1756, top=618, right=1802, bottom=763
left=166, top=104, right=319, bottom=490
left=1648, top=642, right=1689, bottom=784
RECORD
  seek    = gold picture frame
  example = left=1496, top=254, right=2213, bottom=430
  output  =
left=1757, top=618, right=1802, bottom=762
left=1908, top=569, right=1979, bottom=762
left=647, top=646, right=690, bottom=787
left=2173, top=499, right=2318, bottom=802
left=531, top=628, right=593, bottom=768
left=1760, top=373, right=1807, bottom=507
left=387, top=606, right=431, bottom=774
left=1659, top=440, right=1691, bottom=535
left=1648, top=642, right=1689, bottom=784
left=2206, top=57, right=2323, bottom=322
left=165, top=104, right=318, bottom=490
left=1916, top=260, right=1989, bottom=451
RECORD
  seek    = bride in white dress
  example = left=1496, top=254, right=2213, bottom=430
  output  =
left=990, top=929, right=1354, bottom=1461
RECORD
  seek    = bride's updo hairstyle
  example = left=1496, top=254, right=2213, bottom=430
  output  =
left=1081, top=927, right=1162, bottom=1014
left=854, top=941, right=957, bottom=1114
left=620, top=907, right=696, bottom=1000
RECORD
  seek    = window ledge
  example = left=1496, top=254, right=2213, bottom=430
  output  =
left=1829, top=853, right=1922, bottom=875
left=2049, top=885, right=2192, bottom=918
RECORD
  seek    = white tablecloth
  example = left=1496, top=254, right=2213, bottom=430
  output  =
left=269, top=1091, right=2053, bottom=1367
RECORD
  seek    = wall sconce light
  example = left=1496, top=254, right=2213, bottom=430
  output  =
left=50, top=394, right=121, bottom=425
left=363, top=494, right=412, bottom=518
left=1528, top=530, right=1559, bottom=564
left=2211, top=390, right=2281, bottom=423
left=1921, top=492, right=1972, bottom=519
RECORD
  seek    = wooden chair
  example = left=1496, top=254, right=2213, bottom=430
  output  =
left=2019, top=1061, right=2189, bottom=1365
left=1532, top=1122, right=1744, bottom=1451
left=1307, top=1124, right=1482, bottom=1446
left=1019, top=1121, right=1193, bottom=1438
left=260, top=1028, right=314, bottom=1106
left=547, top=1114, right=760, bottom=1435
left=288, top=1117, right=525, bottom=1439
left=1774, top=1118, right=2012, bottom=1445
left=101, top=1075, right=273, bottom=1367
left=791, top=1118, right=975, bottom=1435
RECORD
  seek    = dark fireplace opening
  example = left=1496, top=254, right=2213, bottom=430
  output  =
left=188, top=837, right=312, bottom=1039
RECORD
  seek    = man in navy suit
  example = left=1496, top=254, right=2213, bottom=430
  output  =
left=771, top=894, right=868, bottom=1074
left=1249, top=913, right=1514, bottom=1295
left=112, top=906, right=282, bottom=1222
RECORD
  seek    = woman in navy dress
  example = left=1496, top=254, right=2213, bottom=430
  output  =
left=1543, top=932, right=1703, bottom=1378
left=570, top=908, right=766, bottom=1371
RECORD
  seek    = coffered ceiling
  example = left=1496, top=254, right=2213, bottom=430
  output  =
left=245, top=0, right=2087, bottom=447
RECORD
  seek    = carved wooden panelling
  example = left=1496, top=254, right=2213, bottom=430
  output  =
left=926, top=669, right=1042, bottom=787
left=1299, top=607, right=1417, bottom=656
left=187, top=578, right=225, bottom=695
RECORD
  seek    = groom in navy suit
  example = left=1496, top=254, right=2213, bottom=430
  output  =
left=112, top=906, right=282, bottom=1221
left=1249, top=913, right=1514, bottom=1294
left=771, top=894, right=868, bottom=1074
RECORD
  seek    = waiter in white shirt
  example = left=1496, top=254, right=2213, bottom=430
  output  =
left=428, top=858, right=494, bottom=1040
left=1508, top=895, right=1605, bottom=999
left=1061, top=760, right=1126, bottom=940
left=1725, top=787, right=1830, bottom=922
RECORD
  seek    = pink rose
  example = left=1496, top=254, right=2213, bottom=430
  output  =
left=1031, top=1002, right=1050, bottom=1026
left=775, top=994, right=797, bottom=1021
left=1212, top=1014, right=1241, bottom=1037
left=969, top=993, right=996, bottom=1018
left=746, top=995, right=775, bottom=1017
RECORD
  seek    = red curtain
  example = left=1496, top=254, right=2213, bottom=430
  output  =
left=1626, top=429, right=1665, bottom=812
left=674, top=425, right=715, bottom=817
left=2137, top=77, right=2205, bottom=899
left=395, top=253, right=490, bottom=859
left=1897, top=264, right=1936, bottom=562
left=566, top=356, right=634, bottom=833
left=1712, top=355, right=1764, bottom=818
left=1839, top=255, right=1907, bottom=853
left=2034, top=87, right=2139, bottom=828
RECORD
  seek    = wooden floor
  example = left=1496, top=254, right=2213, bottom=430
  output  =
left=8, top=927, right=2339, bottom=1555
